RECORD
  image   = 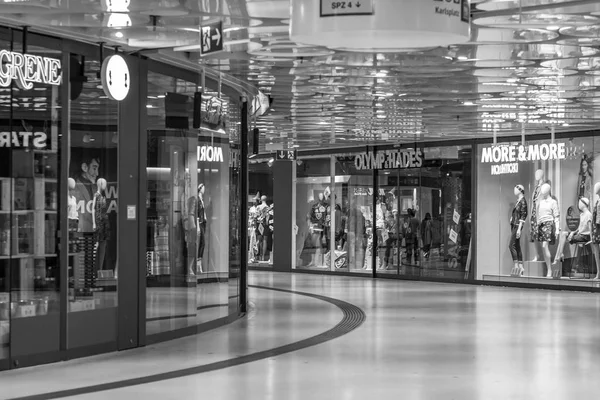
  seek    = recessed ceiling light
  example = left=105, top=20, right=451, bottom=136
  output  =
left=115, top=32, right=124, bottom=39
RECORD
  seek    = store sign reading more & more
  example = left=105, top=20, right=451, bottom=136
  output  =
left=354, top=148, right=424, bottom=171
left=481, top=142, right=567, bottom=176
left=0, top=50, right=62, bottom=90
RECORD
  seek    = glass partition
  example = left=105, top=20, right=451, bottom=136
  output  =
left=145, top=71, right=232, bottom=339
left=67, top=55, right=119, bottom=349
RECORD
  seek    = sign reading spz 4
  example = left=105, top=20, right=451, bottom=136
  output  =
left=320, top=0, right=374, bottom=17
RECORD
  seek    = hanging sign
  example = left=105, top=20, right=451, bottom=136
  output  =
left=0, top=50, right=62, bottom=90
left=276, top=150, right=297, bottom=161
left=354, top=148, right=424, bottom=171
left=320, top=0, right=374, bottom=17
left=101, top=54, right=130, bottom=101
left=200, top=21, right=223, bottom=56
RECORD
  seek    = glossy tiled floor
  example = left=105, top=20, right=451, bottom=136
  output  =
left=3, top=271, right=600, bottom=399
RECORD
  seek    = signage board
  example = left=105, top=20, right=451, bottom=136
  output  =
left=101, top=54, right=130, bottom=101
left=480, top=142, right=567, bottom=176
left=0, top=50, right=61, bottom=90
left=276, top=150, right=297, bottom=161
left=201, top=21, right=223, bottom=56
left=320, top=0, right=374, bottom=17
left=354, top=148, right=424, bottom=171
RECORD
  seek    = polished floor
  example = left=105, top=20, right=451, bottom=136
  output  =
left=2, top=271, right=600, bottom=399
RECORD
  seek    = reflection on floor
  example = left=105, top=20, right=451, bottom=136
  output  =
left=3, top=271, right=600, bottom=400
left=146, top=283, right=230, bottom=336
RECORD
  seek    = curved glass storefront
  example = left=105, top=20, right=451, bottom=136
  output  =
left=0, top=28, right=250, bottom=371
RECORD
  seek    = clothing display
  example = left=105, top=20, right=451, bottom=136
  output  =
left=93, top=192, right=110, bottom=242
left=197, top=195, right=207, bottom=259
left=530, top=184, right=541, bottom=242
left=537, top=221, right=555, bottom=243
left=593, top=199, right=600, bottom=244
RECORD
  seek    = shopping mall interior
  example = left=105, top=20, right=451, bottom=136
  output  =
left=1, top=0, right=600, bottom=399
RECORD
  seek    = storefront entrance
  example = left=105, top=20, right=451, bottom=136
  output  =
left=375, top=148, right=472, bottom=280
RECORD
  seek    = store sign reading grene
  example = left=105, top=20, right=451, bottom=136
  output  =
left=481, top=143, right=566, bottom=175
left=0, top=50, right=62, bottom=90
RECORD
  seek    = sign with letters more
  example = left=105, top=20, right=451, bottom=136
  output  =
left=0, top=50, right=62, bottom=90
left=480, top=142, right=567, bottom=176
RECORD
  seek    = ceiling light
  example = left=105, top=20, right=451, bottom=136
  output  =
left=115, top=31, right=124, bottom=39
left=457, top=56, right=468, bottom=61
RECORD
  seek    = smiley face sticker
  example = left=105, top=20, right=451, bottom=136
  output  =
left=101, top=54, right=130, bottom=101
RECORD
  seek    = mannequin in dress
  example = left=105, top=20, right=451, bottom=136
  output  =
left=196, top=183, right=207, bottom=274
left=92, top=178, right=110, bottom=273
left=592, top=183, right=600, bottom=279
left=509, top=185, right=528, bottom=275
left=530, top=169, right=545, bottom=261
left=536, top=183, right=560, bottom=278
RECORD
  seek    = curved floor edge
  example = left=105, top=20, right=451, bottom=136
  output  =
left=7, top=284, right=366, bottom=400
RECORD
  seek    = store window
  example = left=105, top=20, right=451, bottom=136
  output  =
left=0, top=41, right=63, bottom=364
left=477, top=136, right=600, bottom=288
left=145, top=71, right=231, bottom=339
left=248, top=160, right=274, bottom=267
left=67, top=56, right=119, bottom=349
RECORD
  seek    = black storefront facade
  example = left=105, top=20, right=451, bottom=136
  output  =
left=252, top=130, right=600, bottom=293
left=0, top=27, right=252, bottom=370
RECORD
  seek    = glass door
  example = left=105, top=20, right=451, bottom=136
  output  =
left=4, top=43, right=63, bottom=368
left=376, top=169, right=422, bottom=278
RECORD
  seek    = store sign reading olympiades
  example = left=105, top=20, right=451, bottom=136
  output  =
left=355, top=148, right=424, bottom=170
left=101, top=54, right=130, bottom=101
left=0, top=50, right=62, bottom=90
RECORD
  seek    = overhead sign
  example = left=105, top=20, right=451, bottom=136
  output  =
left=201, top=21, right=223, bottom=56
left=276, top=150, right=297, bottom=161
left=355, top=148, right=423, bottom=171
left=0, top=50, right=62, bottom=90
left=101, top=54, right=130, bottom=101
left=320, top=0, right=374, bottom=17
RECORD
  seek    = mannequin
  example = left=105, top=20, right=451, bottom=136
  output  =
left=196, top=183, right=207, bottom=273
left=554, top=197, right=592, bottom=267
left=92, top=178, right=109, bottom=273
left=68, top=177, right=79, bottom=232
left=323, top=187, right=332, bottom=254
left=509, top=185, right=528, bottom=276
left=308, top=192, right=327, bottom=267
left=248, top=194, right=260, bottom=263
left=592, top=183, right=600, bottom=279
left=256, top=195, right=269, bottom=262
left=530, top=169, right=545, bottom=260
left=267, top=202, right=274, bottom=263
left=536, top=183, right=560, bottom=278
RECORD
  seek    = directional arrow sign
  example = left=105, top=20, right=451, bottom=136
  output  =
left=200, top=21, right=223, bottom=56
left=276, top=150, right=297, bottom=161
left=320, top=0, right=374, bottom=17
